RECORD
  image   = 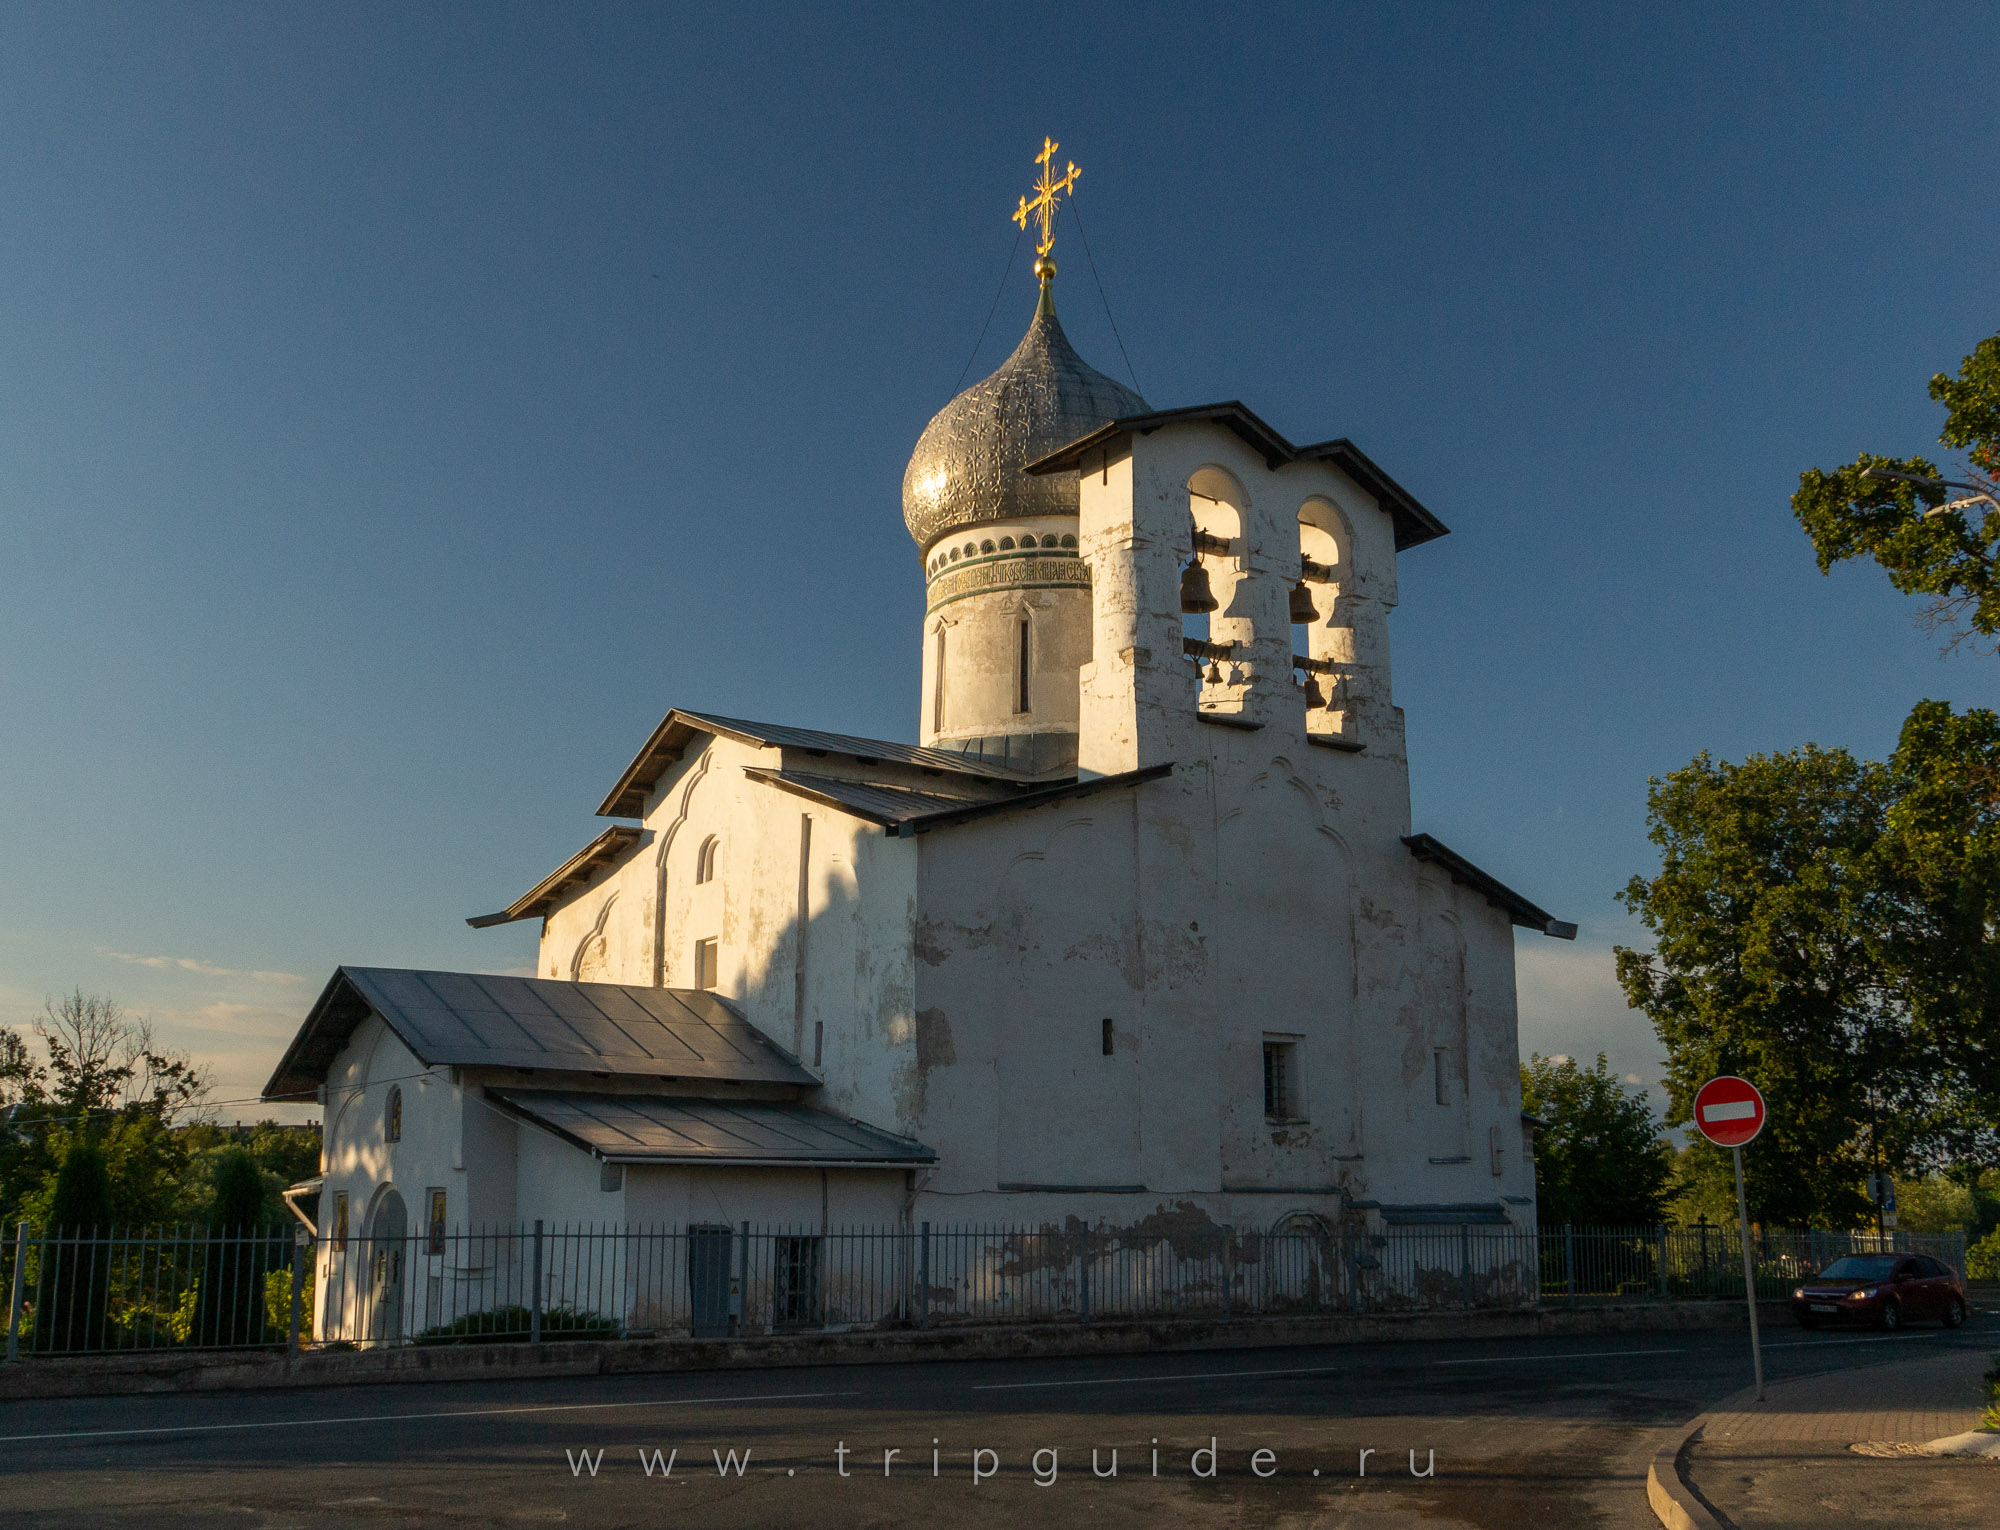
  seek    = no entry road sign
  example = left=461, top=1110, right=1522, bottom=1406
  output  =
left=1694, top=1075, right=1766, bottom=1149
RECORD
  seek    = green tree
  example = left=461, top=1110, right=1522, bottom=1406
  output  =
left=1877, top=701, right=2000, bottom=1156
left=194, top=1148, right=281, bottom=1346
left=40, top=1136, right=115, bottom=1352
left=1793, top=334, right=2000, bottom=646
left=1616, top=745, right=1905, bottom=1227
left=1520, top=1053, right=1671, bottom=1225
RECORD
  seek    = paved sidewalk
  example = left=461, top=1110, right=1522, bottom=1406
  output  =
left=1685, top=1340, right=1995, bottom=1528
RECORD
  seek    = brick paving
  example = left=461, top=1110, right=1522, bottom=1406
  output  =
left=1700, top=1341, right=1989, bottom=1449
left=1687, top=1338, right=1997, bottom=1529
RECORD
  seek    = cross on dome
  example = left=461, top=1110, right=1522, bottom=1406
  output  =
left=1013, top=137, right=1079, bottom=270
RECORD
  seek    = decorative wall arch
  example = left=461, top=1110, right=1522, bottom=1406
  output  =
left=569, top=891, right=620, bottom=982
left=648, top=745, right=715, bottom=987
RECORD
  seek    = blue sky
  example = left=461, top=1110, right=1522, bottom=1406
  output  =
left=3, top=3, right=1996, bottom=1119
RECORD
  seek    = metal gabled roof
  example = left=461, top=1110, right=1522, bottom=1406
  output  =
left=595, top=708, right=1038, bottom=819
left=486, top=1088, right=935, bottom=1167
left=1024, top=402, right=1450, bottom=552
left=262, top=967, right=818, bottom=1100
left=467, top=824, right=641, bottom=929
left=746, top=761, right=1173, bottom=835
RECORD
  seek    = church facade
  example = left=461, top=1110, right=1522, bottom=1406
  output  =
left=266, top=234, right=1570, bottom=1317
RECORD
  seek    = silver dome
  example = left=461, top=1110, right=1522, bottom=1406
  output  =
left=903, top=296, right=1147, bottom=550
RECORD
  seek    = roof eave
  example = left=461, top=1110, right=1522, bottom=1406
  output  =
left=465, top=824, right=642, bottom=929
left=1024, top=406, right=1449, bottom=552
left=1403, top=833, right=1575, bottom=938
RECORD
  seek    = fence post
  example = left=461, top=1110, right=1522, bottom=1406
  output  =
left=5, top=1222, right=26, bottom=1362
left=1460, top=1225, right=1472, bottom=1309
left=1078, top=1227, right=1091, bottom=1326
left=918, top=1223, right=930, bottom=1332
left=1658, top=1227, right=1669, bottom=1299
left=530, top=1220, right=544, bottom=1345
left=288, top=1229, right=307, bottom=1356
left=737, top=1221, right=750, bottom=1336
left=1564, top=1225, right=1576, bottom=1308
left=1221, top=1232, right=1232, bottom=1321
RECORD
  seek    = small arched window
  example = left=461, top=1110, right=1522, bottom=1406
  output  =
left=386, top=1085, right=402, bottom=1144
left=695, top=835, right=720, bottom=885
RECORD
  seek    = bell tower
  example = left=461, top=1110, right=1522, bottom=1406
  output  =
left=901, top=140, right=1146, bottom=778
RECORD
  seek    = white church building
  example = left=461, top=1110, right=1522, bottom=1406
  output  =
left=266, top=188, right=1571, bottom=1336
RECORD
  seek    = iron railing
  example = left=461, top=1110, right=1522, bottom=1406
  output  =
left=0, top=1219, right=1969, bottom=1357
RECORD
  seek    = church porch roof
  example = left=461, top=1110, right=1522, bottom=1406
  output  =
left=746, top=761, right=1171, bottom=834
left=263, top=967, right=817, bottom=1100
left=486, top=1088, right=935, bottom=1168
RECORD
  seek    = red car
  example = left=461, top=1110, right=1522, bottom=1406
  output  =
left=1793, top=1253, right=1967, bottom=1330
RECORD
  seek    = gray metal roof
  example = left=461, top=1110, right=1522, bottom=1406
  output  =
left=596, top=708, right=1035, bottom=818
left=263, top=968, right=817, bottom=1099
left=748, top=762, right=1172, bottom=835
left=741, top=769, right=997, bottom=827
left=487, top=1088, right=935, bottom=1167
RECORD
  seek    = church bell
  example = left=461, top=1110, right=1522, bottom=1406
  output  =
left=1300, top=674, right=1328, bottom=709
left=1289, top=580, right=1319, bottom=624
left=1180, top=561, right=1219, bottom=614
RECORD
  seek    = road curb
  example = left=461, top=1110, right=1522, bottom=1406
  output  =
left=1646, top=1422, right=1727, bottom=1530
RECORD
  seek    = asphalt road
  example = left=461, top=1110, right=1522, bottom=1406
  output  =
left=1, top=1318, right=1991, bottom=1529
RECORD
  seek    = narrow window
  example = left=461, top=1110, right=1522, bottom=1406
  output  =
left=600, top=1162, right=624, bottom=1193
left=1433, top=1048, right=1449, bottom=1106
left=1263, top=1038, right=1302, bottom=1121
left=813, top=1019, right=824, bottom=1067
left=333, top=1191, right=350, bottom=1252
left=426, top=1188, right=447, bottom=1254
left=695, top=835, right=720, bottom=884
left=1102, top=1017, right=1115, bottom=1056
left=385, top=1085, right=402, bottom=1143
left=932, top=626, right=947, bottom=732
left=695, top=938, right=719, bottom=989
left=1016, top=618, right=1032, bottom=713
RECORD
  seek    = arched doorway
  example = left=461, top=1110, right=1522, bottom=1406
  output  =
left=367, top=1187, right=407, bottom=1343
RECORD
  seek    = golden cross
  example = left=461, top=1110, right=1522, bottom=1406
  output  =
left=1013, top=137, right=1080, bottom=259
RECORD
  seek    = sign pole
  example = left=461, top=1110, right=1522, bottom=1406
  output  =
left=1731, top=1145, right=1764, bottom=1401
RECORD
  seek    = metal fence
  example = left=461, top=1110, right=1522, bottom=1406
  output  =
left=0, top=1219, right=1970, bottom=1358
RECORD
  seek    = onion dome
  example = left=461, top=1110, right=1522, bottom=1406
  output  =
left=902, top=277, right=1147, bottom=551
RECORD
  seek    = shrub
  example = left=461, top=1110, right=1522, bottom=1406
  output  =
left=1969, top=1225, right=2000, bottom=1283
left=413, top=1305, right=619, bottom=1345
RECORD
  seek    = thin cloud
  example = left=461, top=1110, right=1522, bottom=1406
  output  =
left=103, top=951, right=305, bottom=985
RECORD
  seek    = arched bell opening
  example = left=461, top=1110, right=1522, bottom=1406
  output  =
left=1297, top=496, right=1359, bottom=735
left=1183, top=467, right=1247, bottom=697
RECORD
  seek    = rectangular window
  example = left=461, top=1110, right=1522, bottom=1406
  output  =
left=1102, top=1017, right=1114, bottom=1057
left=426, top=1188, right=447, bottom=1255
left=1434, top=1048, right=1450, bottom=1106
left=813, top=1019, right=824, bottom=1067
left=1016, top=619, right=1031, bottom=713
left=932, top=627, right=947, bottom=733
left=1263, top=1037, right=1302, bottom=1121
left=600, top=1161, right=624, bottom=1193
left=333, top=1191, right=349, bottom=1252
left=695, top=938, right=719, bottom=989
